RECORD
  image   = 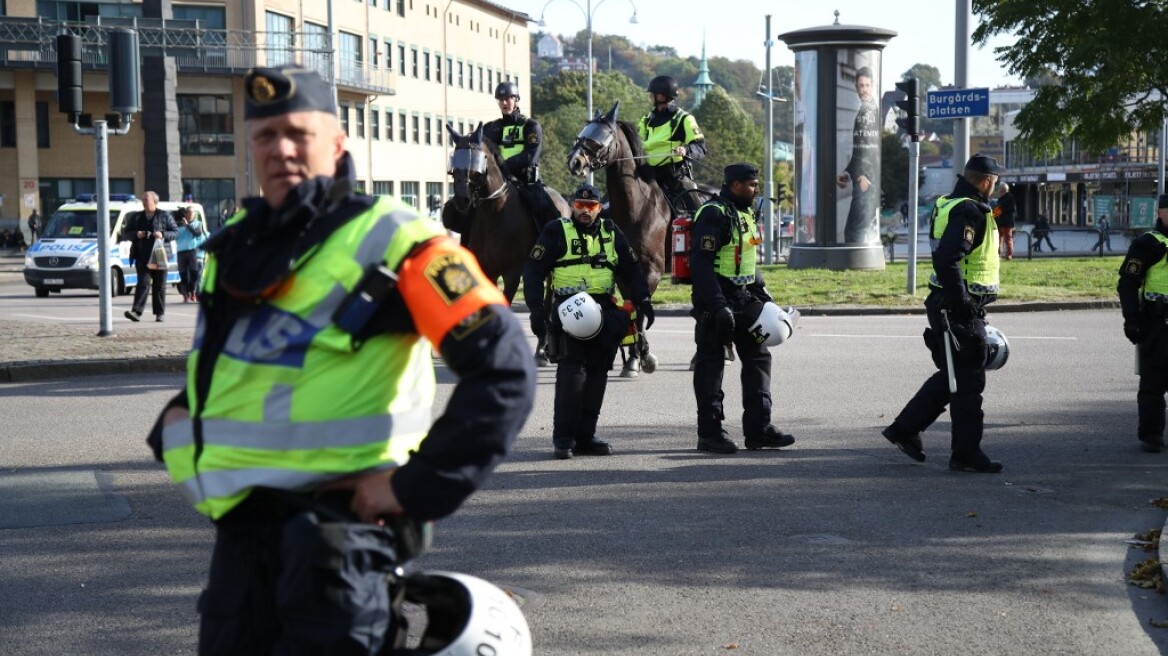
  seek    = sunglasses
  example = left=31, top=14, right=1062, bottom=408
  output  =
left=572, top=199, right=601, bottom=211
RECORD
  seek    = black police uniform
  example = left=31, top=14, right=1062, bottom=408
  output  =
left=483, top=108, right=558, bottom=224
left=1117, top=201, right=1168, bottom=452
left=522, top=213, right=651, bottom=456
left=689, top=186, right=788, bottom=451
left=885, top=174, right=1000, bottom=471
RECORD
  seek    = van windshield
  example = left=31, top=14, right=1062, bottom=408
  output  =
left=42, top=210, right=120, bottom=239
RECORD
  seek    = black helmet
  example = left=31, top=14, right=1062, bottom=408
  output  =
left=494, top=81, right=520, bottom=100
left=647, top=75, right=678, bottom=100
left=572, top=183, right=602, bottom=202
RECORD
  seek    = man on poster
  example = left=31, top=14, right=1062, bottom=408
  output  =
left=837, top=67, right=880, bottom=243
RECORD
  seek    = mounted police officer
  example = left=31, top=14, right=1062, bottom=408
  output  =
left=146, top=65, right=535, bottom=654
left=882, top=153, right=1006, bottom=473
left=523, top=183, right=654, bottom=460
left=483, top=81, right=558, bottom=224
left=637, top=75, right=707, bottom=215
left=1118, top=193, right=1168, bottom=453
left=690, top=163, right=795, bottom=455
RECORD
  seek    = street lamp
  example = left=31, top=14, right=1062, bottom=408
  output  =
left=539, top=0, right=638, bottom=183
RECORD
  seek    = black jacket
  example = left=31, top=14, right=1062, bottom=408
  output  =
left=1118, top=223, right=1168, bottom=323
left=123, top=209, right=179, bottom=264
left=482, top=108, right=542, bottom=179
left=931, top=176, right=996, bottom=308
left=688, top=188, right=770, bottom=313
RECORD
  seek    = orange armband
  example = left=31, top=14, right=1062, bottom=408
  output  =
left=396, top=238, right=506, bottom=344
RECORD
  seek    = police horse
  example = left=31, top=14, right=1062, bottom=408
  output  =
left=444, top=123, right=569, bottom=363
left=566, top=101, right=672, bottom=377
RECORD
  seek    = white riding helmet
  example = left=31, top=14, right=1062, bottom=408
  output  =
left=558, top=292, right=603, bottom=340
left=984, top=324, right=1010, bottom=370
left=397, top=571, right=533, bottom=655
left=747, top=302, right=800, bottom=347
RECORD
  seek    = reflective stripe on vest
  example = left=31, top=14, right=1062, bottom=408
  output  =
left=550, top=218, right=618, bottom=296
left=927, top=196, right=1000, bottom=295
left=167, top=197, right=445, bottom=519
left=697, top=200, right=759, bottom=286
left=638, top=109, right=690, bottom=166
left=1143, top=232, right=1168, bottom=301
left=499, top=123, right=526, bottom=160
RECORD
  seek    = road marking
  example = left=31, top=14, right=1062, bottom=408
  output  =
left=809, top=333, right=1077, bottom=340
left=11, top=313, right=93, bottom=322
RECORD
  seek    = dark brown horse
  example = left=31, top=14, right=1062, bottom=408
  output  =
left=444, top=123, right=569, bottom=304
left=566, top=102, right=675, bottom=376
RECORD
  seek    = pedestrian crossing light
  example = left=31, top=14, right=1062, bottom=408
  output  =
left=895, top=77, right=921, bottom=143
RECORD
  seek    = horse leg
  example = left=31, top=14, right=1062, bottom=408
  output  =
left=619, top=345, right=640, bottom=379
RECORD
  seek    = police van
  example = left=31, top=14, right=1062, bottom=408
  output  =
left=23, top=194, right=206, bottom=298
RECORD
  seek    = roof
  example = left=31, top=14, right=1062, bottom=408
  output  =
left=463, top=0, right=531, bottom=22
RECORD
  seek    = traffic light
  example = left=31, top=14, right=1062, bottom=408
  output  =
left=895, top=77, right=921, bottom=142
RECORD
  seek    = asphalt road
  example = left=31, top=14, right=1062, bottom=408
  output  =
left=2, top=310, right=1167, bottom=655
left=0, top=277, right=199, bottom=330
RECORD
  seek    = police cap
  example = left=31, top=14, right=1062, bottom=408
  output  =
left=243, top=66, right=337, bottom=120
left=965, top=153, right=1005, bottom=176
left=573, top=183, right=602, bottom=202
left=724, top=163, right=760, bottom=184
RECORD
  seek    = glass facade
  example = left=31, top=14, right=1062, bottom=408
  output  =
left=177, top=95, right=234, bottom=155
left=182, top=178, right=236, bottom=230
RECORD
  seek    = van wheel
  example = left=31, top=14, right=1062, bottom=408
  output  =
left=34, top=287, right=49, bottom=298
left=111, top=269, right=124, bottom=297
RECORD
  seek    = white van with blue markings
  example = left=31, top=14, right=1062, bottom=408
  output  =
left=23, top=194, right=206, bottom=298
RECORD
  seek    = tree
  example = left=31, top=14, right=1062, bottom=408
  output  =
left=690, top=87, right=766, bottom=187
left=973, top=0, right=1168, bottom=156
left=880, top=132, right=909, bottom=210
left=902, top=63, right=943, bottom=91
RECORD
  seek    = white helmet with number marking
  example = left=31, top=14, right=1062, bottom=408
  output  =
left=747, top=302, right=799, bottom=347
left=984, top=324, right=1010, bottom=370
left=558, top=292, right=603, bottom=340
left=395, top=571, right=533, bottom=655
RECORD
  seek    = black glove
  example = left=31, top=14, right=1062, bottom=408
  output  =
left=1125, top=321, right=1144, bottom=345
left=530, top=312, right=546, bottom=340
left=713, top=306, right=735, bottom=345
left=638, top=299, right=655, bottom=330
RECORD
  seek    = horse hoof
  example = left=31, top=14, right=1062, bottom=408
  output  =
left=641, top=352, right=658, bottom=374
left=621, top=368, right=640, bottom=379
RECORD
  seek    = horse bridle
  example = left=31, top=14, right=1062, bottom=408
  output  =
left=572, top=120, right=618, bottom=171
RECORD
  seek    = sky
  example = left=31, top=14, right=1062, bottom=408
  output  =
left=500, top=0, right=1021, bottom=92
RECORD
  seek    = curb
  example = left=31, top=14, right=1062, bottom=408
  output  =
left=512, top=299, right=1120, bottom=317
left=0, top=356, right=187, bottom=383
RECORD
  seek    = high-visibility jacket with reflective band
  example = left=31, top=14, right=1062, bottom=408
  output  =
left=1143, top=232, right=1168, bottom=301
left=927, top=195, right=1000, bottom=295
left=164, top=197, right=444, bottom=519
left=550, top=218, right=618, bottom=296
left=499, top=121, right=527, bottom=161
left=638, top=109, right=699, bottom=167
left=696, top=200, right=760, bottom=286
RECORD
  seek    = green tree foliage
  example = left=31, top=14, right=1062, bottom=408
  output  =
left=690, top=87, right=766, bottom=187
left=880, top=131, right=909, bottom=209
left=972, top=0, right=1168, bottom=156
left=902, top=63, right=943, bottom=91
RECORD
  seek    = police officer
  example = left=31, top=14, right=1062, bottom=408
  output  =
left=483, top=81, right=557, bottom=223
left=147, top=66, right=535, bottom=654
left=523, top=183, right=654, bottom=460
left=690, top=163, right=794, bottom=454
left=882, top=154, right=1006, bottom=473
left=1118, top=194, right=1168, bottom=453
left=637, top=75, right=707, bottom=215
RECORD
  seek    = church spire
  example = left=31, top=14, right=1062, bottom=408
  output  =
left=692, top=35, right=715, bottom=108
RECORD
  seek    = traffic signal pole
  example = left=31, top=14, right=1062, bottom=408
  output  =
left=895, top=77, right=922, bottom=294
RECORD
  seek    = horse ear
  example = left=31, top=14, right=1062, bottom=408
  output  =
left=445, top=122, right=460, bottom=142
left=472, top=122, right=484, bottom=142
left=606, top=101, right=620, bottom=122
left=593, top=108, right=602, bottom=121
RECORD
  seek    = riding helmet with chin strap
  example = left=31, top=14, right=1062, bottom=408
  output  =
left=647, top=75, right=679, bottom=100
left=494, top=81, right=521, bottom=100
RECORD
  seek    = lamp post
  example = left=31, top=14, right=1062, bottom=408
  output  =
left=539, top=0, right=638, bottom=184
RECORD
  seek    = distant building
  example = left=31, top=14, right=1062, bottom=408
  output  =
left=537, top=34, right=563, bottom=59
left=557, top=57, right=594, bottom=74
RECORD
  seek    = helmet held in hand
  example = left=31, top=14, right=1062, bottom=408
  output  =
left=558, top=292, right=604, bottom=340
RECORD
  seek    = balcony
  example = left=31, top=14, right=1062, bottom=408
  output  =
left=0, top=16, right=396, bottom=96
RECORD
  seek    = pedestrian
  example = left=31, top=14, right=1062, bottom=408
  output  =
left=481, top=81, right=558, bottom=224
left=145, top=65, right=535, bottom=655
left=173, top=206, right=206, bottom=303
left=689, top=163, right=795, bottom=454
left=882, top=153, right=1006, bottom=473
left=1031, top=213, right=1057, bottom=252
left=637, top=75, right=707, bottom=215
left=993, top=183, right=1017, bottom=259
left=523, top=182, right=654, bottom=460
left=1117, top=194, right=1168, bottom=453
left=27, top=209, right=40, bottom=243
left=122, top=190, right=178, bottom=322
left=1092, top=214, right=1112, bottom=252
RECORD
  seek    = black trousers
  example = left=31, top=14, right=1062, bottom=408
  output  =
left=692, top=311, right=773, bottom=438
left=552, top=304, right=624, bottom=449
left=132, top=264, right=168, bottom=316
left=1137, top=320, right=1168, bottom=443
left=649, top=165, right=699, bottom=215
left=892, top=290, right=989, bottom=458
left=197, top=493, right=400, bottom=656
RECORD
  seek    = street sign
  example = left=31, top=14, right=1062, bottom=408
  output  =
left=926, top=88, right=990, bottom=119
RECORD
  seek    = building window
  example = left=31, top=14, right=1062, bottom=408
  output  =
left=384, top=40, right=394, bottom=72
left=458, top=61, right=464, bottom=88
left=436, top=117, right=443, bottom=145
left=36, top=101, right=50, bottom=148
left=401, top=181, right=419, bottom=209
left=355, top=103, right=365, bottom=138
left=177, top=94, right=234, bottom=155
left=399, top=111, right=407, bottom=142
left=371, top=107, right=380, bottom=140
left=1, top=101, right=16, bottom=147
left=426, top=181, right=443, bottom=213
left=41, top=178, right=135, bottom=215
left=339, top=32, right=362, bottom=83
left=386, top=109, right=395, bottom=141
left=173, top=5, right=226, bottom=29
left=264, top=11, right=294, bottom=67
left=340, top=103, right=350, bottom=136
left=446, top=57, right=453, bottom=86
left=412, top=114, right=420, bottom=143
left=304, top=22, right=330, bottom=73
left=411, top=47, right=419, bottom=78
left=181, top=178, right=236, bottom=230
left=369, top=37, right=379, bottom=68
left=488, top=69, right=493, bottom=92
left=423, top=52, right=431, bottom=81
left=435, top=54, right=442, bottom=84
left=397, top=0, right=405, bottom=17
left=373, top=181, right=394, bottom=196
left=478, top=66, right=484, bottom=92
left=398, top=44, right=407, bottom=76
left=424, top=115, right=432, bottom=145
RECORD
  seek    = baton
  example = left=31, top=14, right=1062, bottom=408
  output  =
left=1136, top=344, right=1141, bottom=376
left=940, top=310, right=958, bottom=394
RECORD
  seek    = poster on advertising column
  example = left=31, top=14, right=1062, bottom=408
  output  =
left=835, top=50, right=882, bottom=244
